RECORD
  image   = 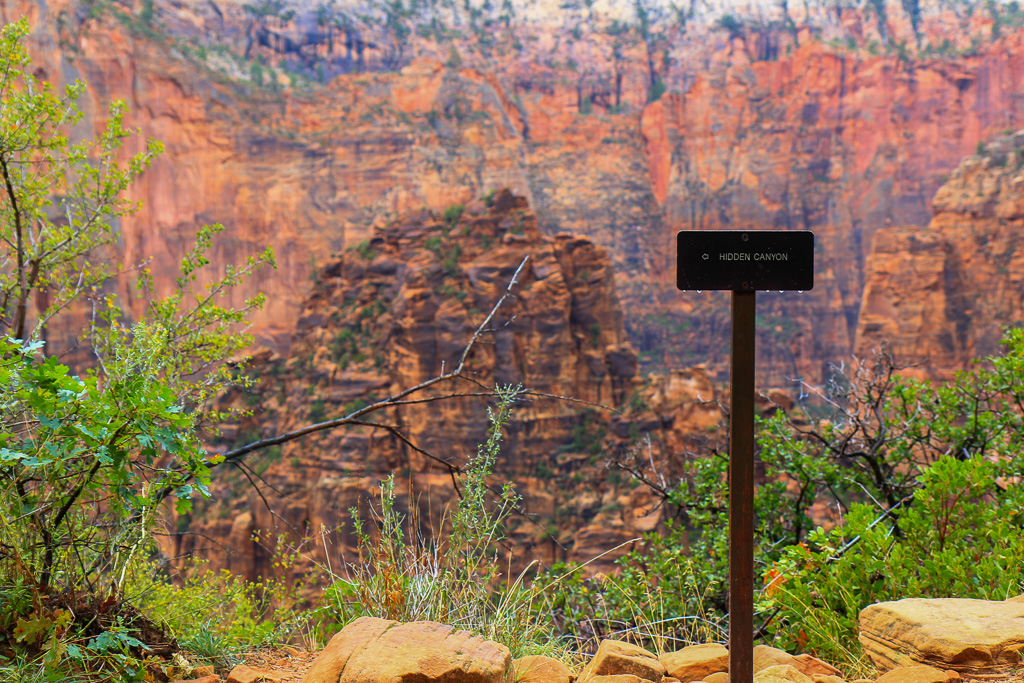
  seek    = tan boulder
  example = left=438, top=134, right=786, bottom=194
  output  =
left=173, top=676, right=220, bottom=683
left=752, top=646, right=841, bottom=678
left=753, top=665, right=814, bottom=683
left=514, top=655, right=572, bottom=683
left=660, top=644, right=728, bottom=682
left=703, top=673, right=730, bottom=683
left=227, top=666, right=284, bottom=683
left=586, top=677, right=644, bottom=683
left=301, top=616, right=513, bottom=683
left=1006, top=595, right=1024, bottom=604
left=873, top=664, right=960, bottom=683
left=810, top=676, right=845, bottom=683
left=859, top=598, right=1024, bottom=679
left=578, top=641, right=665, bottom=682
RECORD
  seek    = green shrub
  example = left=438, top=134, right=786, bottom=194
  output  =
left=536, top=531, right=726, bottom=652
left=442, top=203, right=464, bottom=227
left=648, top=77, right=667, bottom=103
left=126, top=557, right=308, bottom=670
left=565, top=329, right=1024, bottom=673
left=765, top=454, right=1024, bottom=675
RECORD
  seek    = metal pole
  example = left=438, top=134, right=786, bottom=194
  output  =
left=729, top=289, right=756, bottom=683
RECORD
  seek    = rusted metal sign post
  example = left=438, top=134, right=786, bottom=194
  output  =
left=676, top=231, right=814, bottom=683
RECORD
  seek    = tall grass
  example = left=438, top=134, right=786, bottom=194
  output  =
left=313, top=385, right=564, bottom=658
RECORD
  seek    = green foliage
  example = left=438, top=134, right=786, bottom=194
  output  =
left=648, top=77, right=667, bottom=103
left=551, top=331, right=1024, bottom=674
left=126, top=553, right=311, bottom=670
left=537, top=529, right=726, bottom=651
left=0, top=20, right=160, bottom=344
left=309, top=398, right=327, bottom=423
left=349, top=240, right=375, bottom=260
left=441, top=242, right=463, bottom=278
left=442, top=203, right=465, bottom=228
left=716, top=13, right=743, bottom=38
left=561, top=409, right=606, bottom=456
left=901, top=0, right=922, bottom=40
left=445, top=46, right=463, bottom=69
left=766, top=454, right=1024, bottom=674
left=0, top=20, right=274, bottom=678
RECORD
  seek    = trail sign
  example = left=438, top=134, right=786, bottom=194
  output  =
left=675, top=230, right=814, bottom=683
left=677, top=231, right=814, bottom=291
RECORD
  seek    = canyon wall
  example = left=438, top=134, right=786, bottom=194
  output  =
left=9, top=0, right=1024, bottom=578
left=8, top=0, right=1024, bottom=387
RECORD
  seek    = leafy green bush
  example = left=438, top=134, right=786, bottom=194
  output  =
left=126, top=553, right=312, bottom=670
left=765, top=454, right=1024, bottom=675
left=442, top=203, right=465, bottom=227
left=550, top=330, right=1024, bottom=672
left=0, top=19, right=274, bottom=679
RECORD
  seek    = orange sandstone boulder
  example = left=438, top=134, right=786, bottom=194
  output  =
left=752, top=646, right=841, bottom=678
left=514, top=655, right=573, bottom=683
left=578, top=641, right=665, bottom=682
left=753, top=665, right=814, bottom=683
left=226, top=665, right=284, bottom=683
left=703, top=673, right=730, bottom=683
left=873, top=665, right=961, bottom=683
left=859, top=598, right=1024, bottom=679
left=660, top=643, right=729, bottom=682
left=301, top=616, right=513, bottom=683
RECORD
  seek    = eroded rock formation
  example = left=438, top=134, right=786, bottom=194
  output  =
left=856, top=131, right=1024, bottom=374
left=170, top=192, right=698, bottom=577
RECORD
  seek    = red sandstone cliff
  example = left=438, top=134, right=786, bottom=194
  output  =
left=9, top=0, right=1024, bottom=386
left=856, top=131, right=1024, bottom=373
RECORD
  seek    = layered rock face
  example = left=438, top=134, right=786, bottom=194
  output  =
left=173, top=192, right=688, bottom=577
left=856, top=131, right=1024, bottom=374
left=11, top=0, right=1024, bottom=385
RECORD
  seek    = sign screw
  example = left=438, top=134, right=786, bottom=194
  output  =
left=702, top=253, right=709, bottom=260
left=741, top=233, right=749, bottom=241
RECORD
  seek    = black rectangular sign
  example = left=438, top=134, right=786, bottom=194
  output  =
left=676, top=230, right=814, bottom=291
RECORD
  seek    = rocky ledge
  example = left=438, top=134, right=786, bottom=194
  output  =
left=167, top=596, right=1024, bottom=683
